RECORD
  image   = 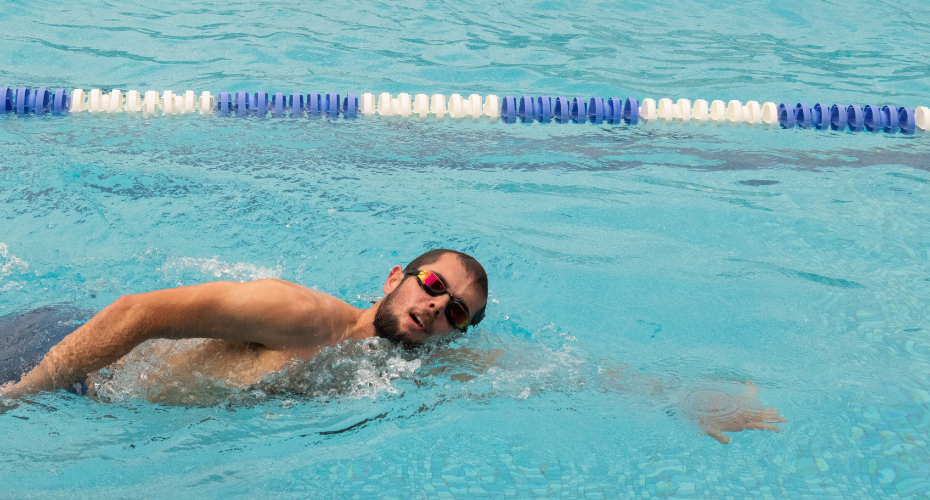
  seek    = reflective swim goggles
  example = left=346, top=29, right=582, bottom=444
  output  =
left=405, top=269, right=471, bottom=332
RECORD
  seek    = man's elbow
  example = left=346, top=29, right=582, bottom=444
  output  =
left=97, top=293, right=153, bottom=340
left=107, top=293, right=141, bottom=317
left=109, top=294, right=134, bottom=310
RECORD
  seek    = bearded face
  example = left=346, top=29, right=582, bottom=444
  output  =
left=372, top=279, right=423, bottom=350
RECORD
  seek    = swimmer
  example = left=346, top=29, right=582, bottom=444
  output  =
left=1, top=248, right=783, bottom=443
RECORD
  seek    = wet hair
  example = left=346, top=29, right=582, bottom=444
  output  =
left=403, top=249, right=488, bottom=326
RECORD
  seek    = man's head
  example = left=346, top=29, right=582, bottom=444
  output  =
left=373, top=249, right=488, bottom=349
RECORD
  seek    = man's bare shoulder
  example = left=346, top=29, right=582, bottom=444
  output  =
left=145, top=278, right=362, bottom=352
left=237, top=278, right=356, bottom=313
left=211, top=279, right=362, bottom=350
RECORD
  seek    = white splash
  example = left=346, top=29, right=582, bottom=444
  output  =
left=260, top=338, right=423, bottom=400
left=0, top=243, right=29, bottom=292
left=159, top=256, right=282, bottom=282
left=88, top=339, right=222, bottom=403
left=87, top=337, right=422, bottom=405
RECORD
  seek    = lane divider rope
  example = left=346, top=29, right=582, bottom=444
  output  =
left=1, top=87, right=928, bottom=133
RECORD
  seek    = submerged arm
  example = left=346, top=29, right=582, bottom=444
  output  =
left=600, top=365, right=784, bottom=444
left=418, top=342, right=783, bottom=444
left=3, top=279, right=328, bottom=397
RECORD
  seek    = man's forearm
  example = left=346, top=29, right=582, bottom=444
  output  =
left=9, top=295, right=151, bottom=395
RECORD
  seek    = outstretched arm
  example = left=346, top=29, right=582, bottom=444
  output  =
left=419, top=344, right=784, bottom=445
left=3, top=279, right=334, bottom=397
left=600, top=365, right=784, bottom=444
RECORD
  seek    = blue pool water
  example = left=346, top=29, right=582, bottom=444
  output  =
left=2, top=0, right=930, bottom=498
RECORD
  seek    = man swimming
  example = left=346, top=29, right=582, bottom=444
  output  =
left=1, top=248, right=783, bottom=443
left=5, top=249, right=485, bottom=395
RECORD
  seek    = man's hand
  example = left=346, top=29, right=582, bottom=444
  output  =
left=0, top=364, right=58, bottom=400
left=682, top=382, right=785, bottom=444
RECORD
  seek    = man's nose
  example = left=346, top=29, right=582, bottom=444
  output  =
left=427, top=294, right=451, bottom=316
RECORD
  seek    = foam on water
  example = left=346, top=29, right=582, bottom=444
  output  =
left=0, top=242, right=29, bottom=294
left=159, top=255, right=283, bottom=282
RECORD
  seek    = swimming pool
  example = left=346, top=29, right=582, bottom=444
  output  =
left=2, top=0, right=930, bottom=498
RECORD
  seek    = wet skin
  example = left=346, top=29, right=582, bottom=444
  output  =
left=3, top=253, right=486, bottom=396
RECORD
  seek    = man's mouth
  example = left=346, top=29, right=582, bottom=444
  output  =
left=410, top=312, right=425, bottom=329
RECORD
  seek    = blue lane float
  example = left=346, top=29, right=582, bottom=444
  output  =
left=623, top=98, right=639, bottom=125
left=343, top=93, right=357, bottom=117
left=535, top=96, right=552, bottom=122
left=52, top=88, right=69, bottom=114
left=847, top=105, right=865, bottom=132
left=216, top=92, right=232, bottom=116
left=0, top=87, right=11, bottom=113
left=2, top=86, right=929, bottom=134
left=812, top=103, right=830, bottom=130
left=794, top=103, right=812, bottom=129
left=272, top=92, right=285, bottom=117
left=830, top=104, right=847, bottom=130
left=324, top=92, right=340, bottom=115
left=291, top=92, right=305, bottom=116
left=15, top=87, right=31, bottom=115
left=517, top=95, right=533, bottom=123
left=254, top=92, right=268, bottom=116
left=569, top=97, right=585, bottom=124
left=863, top=104, right=882, bottom=133
left=881, top=105, right=899, bottom=133
left=33, top=88, right=51, bottom=115
left=553, top=97, right=570, bottom=123
left=588, top=97, right=606, bottom=124
left=234, top=91, right=249, bottom=117
left=899, top=107, right=916, bottom=134
left=777, top=103, right=795, bottom=129
left=606, top=97, right=622, bottom=124
left=500, top=95, right=517, bottom=124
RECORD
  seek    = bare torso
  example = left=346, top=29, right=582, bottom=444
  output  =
left=153, top=339, right=293, bottom=385
left=91, top=339, right=309, bottom=403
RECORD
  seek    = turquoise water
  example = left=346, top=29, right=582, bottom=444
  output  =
left=2, top=0, right=930, bottom=498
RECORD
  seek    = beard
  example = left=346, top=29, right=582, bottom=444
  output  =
left=373, top=285, right=423, bottom=350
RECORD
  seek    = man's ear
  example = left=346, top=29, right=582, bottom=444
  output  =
left=383, top=265, right=405, bottom=295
